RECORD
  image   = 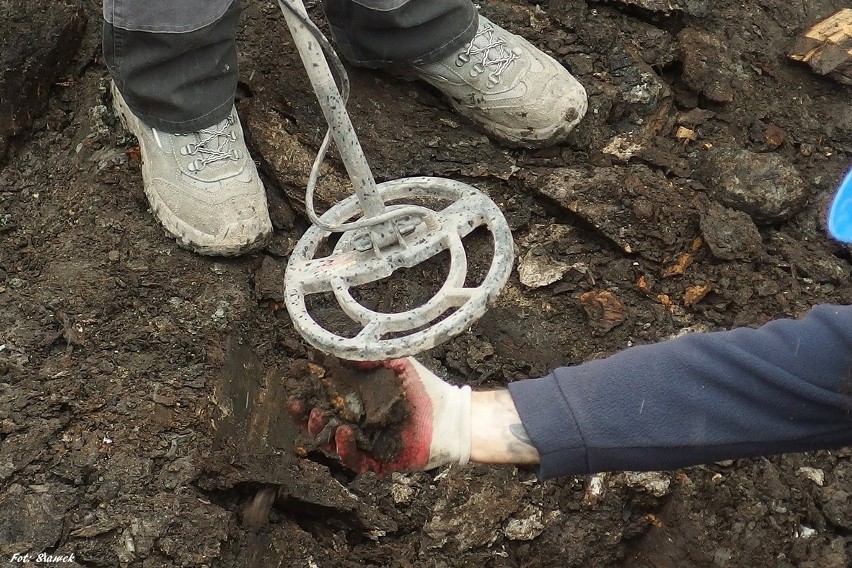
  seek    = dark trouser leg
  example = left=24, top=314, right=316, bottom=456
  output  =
left=102, top=0, right=240, bottom=133
left=321, top=0, right=478, bottom=68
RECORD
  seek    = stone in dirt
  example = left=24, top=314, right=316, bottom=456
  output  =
left=0, top=483, right=76, bottom=556
left=700, top=147, right=808, bottom=224
left=604, top=0, right=709, bottom=16
left=677, top=28, right=736, bottom=103
left=699, top=200, right=763, bottom=261
left=252, top=255, right=287, bottom=302
left=518, top=245, right=572, bottom=288
left=528, top=165, right=698, bottom=262
left=608, top=48, right=671, bottom=117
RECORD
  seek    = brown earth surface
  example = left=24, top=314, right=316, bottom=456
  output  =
left=1, top=0, right=852, bottom=567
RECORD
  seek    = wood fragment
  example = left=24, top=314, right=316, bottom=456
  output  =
left=789, top=9, right=852, bottom=85
left=675, top=126, right=697, bottom=141
left=663, top=253, right=693, bottom=277
left=683, top=283, right=712, bottom=307
left=578, top=290, right=627, bottom=335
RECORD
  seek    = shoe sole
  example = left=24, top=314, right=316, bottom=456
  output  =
left=445, top=96, right=586, bottom=149
left=110, top=82, right=271, bottom=257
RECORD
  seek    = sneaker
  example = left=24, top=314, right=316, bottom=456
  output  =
left=410, top=15, right=588, bottom=148
left=111, top=82, right=272, bottom=256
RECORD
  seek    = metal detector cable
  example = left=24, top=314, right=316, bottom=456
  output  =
left=277, top=0, right=435, bottom=235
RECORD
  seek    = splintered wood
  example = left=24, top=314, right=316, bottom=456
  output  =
left=789, top=9, right=852, bottom=85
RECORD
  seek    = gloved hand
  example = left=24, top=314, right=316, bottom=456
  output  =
left=289, top=357, right=472, bottom=475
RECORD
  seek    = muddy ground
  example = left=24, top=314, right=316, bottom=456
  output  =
left=1, top=0, right=852, bottom=566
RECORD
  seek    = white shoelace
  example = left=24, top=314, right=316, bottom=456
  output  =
left=456, top=23, right=520, bottom=87
left=178, top=115, right=242, bottom=172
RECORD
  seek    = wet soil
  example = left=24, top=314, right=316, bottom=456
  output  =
left=1, top=0, right=851, bottom=567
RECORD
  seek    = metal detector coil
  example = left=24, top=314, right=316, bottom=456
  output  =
left=278, top=0, right=514, bottom=360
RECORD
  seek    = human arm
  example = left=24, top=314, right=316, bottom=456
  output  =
left=510, top=304, right=852, bottom=478
left=293, top=304, right=852, bottom=478
left=470, top=389, right=539, bottom=465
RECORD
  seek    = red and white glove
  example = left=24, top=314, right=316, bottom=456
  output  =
left=291, top=357, right=471, bottom=475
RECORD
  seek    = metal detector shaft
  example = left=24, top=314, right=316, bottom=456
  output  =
left=278, top=0, right=515, bottom=360
left=278, top=0, right=387, bottom=221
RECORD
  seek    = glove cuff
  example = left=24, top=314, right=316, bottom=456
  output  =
left=425, top=381, right=473, bottom=469
left=457, top=385, right=472, bottom=465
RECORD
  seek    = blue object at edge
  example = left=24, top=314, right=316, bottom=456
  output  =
left=828, top=168, right=852, bottom=243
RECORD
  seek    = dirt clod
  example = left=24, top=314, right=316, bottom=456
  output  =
left=289, top=355, right=409, bottom=462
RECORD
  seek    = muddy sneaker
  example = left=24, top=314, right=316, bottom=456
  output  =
left=409, top=14, right=588, bottom=148
left=111, top=83, right=272, bottom=256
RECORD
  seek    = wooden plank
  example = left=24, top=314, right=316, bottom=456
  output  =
left=789, top=8, right=852, bottom=85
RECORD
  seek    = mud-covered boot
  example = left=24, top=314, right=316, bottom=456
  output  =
left=410, top=14, right=588, bottom=148
left=111, top=82, right=272, bottom=256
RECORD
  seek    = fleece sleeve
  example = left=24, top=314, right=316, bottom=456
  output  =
left=507, top=304, right=852, bottom=479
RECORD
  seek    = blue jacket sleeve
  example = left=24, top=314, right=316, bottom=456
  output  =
left=508, top=304, right=852, bottom=479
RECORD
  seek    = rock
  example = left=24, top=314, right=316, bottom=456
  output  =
left=518, top=246, right=571, bottom=288
left=820, top=488, right=852, bottom=530
left=583, top=473, right=608, bottom=507
left=747, top=119, right=788, bottom=151
left=797, top=524, right=818, bottom=539
left=516, top=224, right=593, bottom=289
left=683, top=283, right=712, bottom=307
left=528, top=165, right=698, bottom=261
left=701, top=148, right=808, bottom=224
left=677, top=28, right=736, bottom=103
left=0, top=0, right=87, bottom=160
left=609, top=48, right=670, bottom=117
left=601, top=132, right=644, bottom=163
left=699, top=201, right=763, bottom=260
left=503, top=505, right=560, bottom=541
left=607, top=0, right=709, bottom=16
left=622, top=471, right=673, bottom=497
left=798, top=466, right=825, bottom=486
left=789, top=9, right=852, bottom=85
left=253, top=255, right=287, bottom=302
left=675, top=126, right=697, bottom=141
left=389, top=473, right=417, bottom=505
